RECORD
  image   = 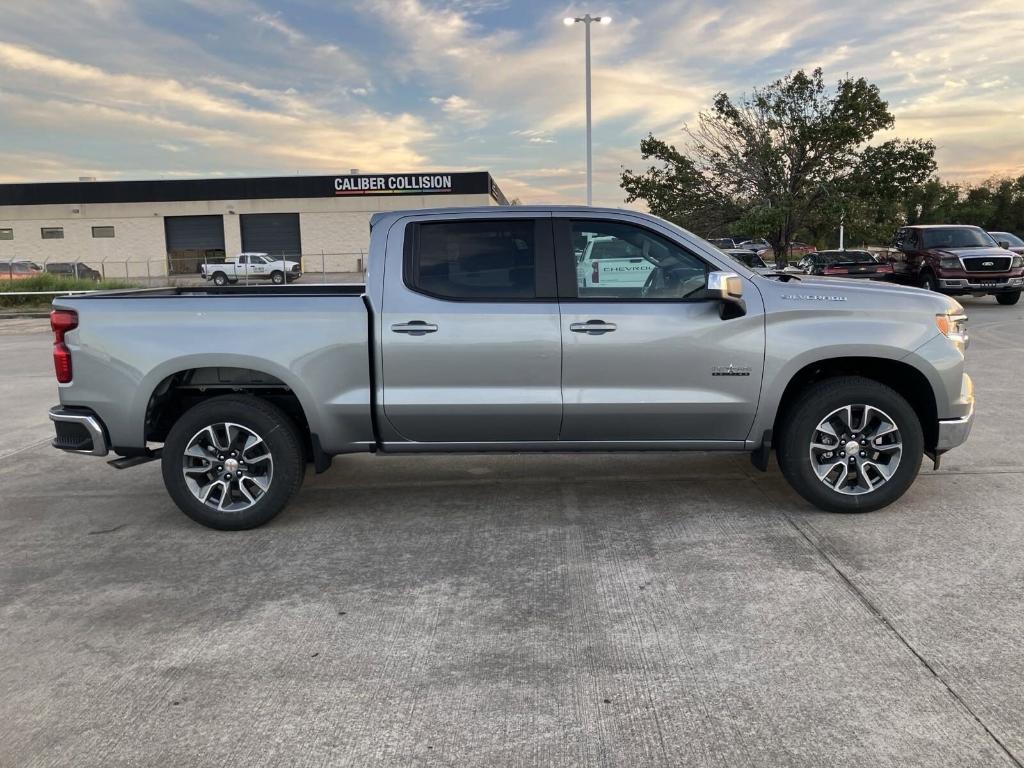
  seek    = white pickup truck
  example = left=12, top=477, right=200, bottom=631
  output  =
left=575, top=235, right=656, bottom=290
left=200, top=253, right=302, bottom=286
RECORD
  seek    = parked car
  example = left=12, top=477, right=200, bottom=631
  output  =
left=786, top=242, right=816, bottom=258
left=1, top=261, right=42, bottom=280
left=200, top=252, right=302, bottom=286
left=722, top=248, right=773, bottom=274
left=708, top=237, right=742, bottom=249
left=988, top=231, right=1024, bottom=255
left=49, top=206, right=975, bottom=529
left=738, top=238, right=771, bottom=252
left=891, top=225, right=1024, bottom=305
left=575, top=235, right=656, bottom=290
left=799, top=250, right=895, bottom=279
left=44, top=262, right=102, bottom=281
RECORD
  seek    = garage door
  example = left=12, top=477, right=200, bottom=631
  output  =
left=164, top=215, right=225, bottom=275
left=240, top=213, right=301, bottom=257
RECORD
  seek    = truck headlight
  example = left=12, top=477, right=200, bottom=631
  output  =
left=939, top=256, right=960, bottom=269
left=1011, top=255, right=1024, bottom=268
left=936, top=312, right=969, bottom=350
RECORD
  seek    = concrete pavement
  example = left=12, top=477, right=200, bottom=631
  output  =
left=1, top=298, right=1022, bottom=767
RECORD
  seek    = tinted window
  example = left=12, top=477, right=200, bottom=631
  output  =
left=920, top=227, right=995, bottom=249
left=91, top=226, right=115, bottom=238
left=41, top=227, right=64, bottom=239
left=411, top=220, right=537, bottom=299
left=572, top=220, right=708, bottom=299
left=0, top=228, right=12, bottom=240
left=991, top=232, right=1024, bottom=247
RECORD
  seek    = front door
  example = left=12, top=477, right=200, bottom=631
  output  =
left=556, top=217, right=765, bottom=442
left=380, top=216, right=562, bottom=444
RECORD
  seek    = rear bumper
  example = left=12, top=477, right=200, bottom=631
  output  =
left=935, top=374, right=975, bottom=452
left=49, top=406, right=109, bottom=457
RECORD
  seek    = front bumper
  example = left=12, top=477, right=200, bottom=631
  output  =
left=939, top=276, right=1023, bottom=293
left=49, top=406, right=109, bottom=456
left=935, top=374, right=975, bottom=452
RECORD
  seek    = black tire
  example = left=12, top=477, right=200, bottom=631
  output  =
left=996, top=291, right=1021, bottom=306
left=919, top=271, right=939, bottom=291
left=212, top=272, right=228, bottom=286
left=271, top=270, right=285, bottom=284
left=776, top=376, right=924, bottom=513
left=161, top=395, right=305, bottom=530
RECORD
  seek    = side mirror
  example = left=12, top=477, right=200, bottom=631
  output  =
left=997, top=240, right=1010, bottom=249
left=708, top=271, right=746, bottom=319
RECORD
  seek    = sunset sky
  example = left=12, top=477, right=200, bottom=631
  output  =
left=1, top=0, right=1022, bottom=206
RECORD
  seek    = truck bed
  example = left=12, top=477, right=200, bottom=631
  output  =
left=52, top=286, right=375, bottom=454
left=68, top=284, right=367, bottom=300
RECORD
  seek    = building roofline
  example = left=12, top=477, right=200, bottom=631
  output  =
left=0, top=171, right=506, bottom=207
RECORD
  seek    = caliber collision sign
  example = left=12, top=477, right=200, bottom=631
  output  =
left=334, top=174, right=454, bottom=196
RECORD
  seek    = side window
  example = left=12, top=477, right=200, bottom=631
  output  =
left=409, top=220, right=538, bottom=300
left=237, top=255, right=247, bottom=264
left=571, top=220, right=708, bottom=299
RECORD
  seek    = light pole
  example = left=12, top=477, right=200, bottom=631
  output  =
left=564, top=14, right=611, bottom=206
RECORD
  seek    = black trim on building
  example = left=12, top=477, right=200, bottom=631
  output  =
left=0, top=172, right=507, bottom=207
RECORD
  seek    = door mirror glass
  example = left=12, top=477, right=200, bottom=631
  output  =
left=997, top=240, right=1011, bottom=249
left=707, top=271, right=746, bottom=319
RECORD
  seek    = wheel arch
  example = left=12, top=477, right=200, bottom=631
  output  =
left=771, top=357, right=939, bottom=450
left=140, top=360, right=319, bottom=459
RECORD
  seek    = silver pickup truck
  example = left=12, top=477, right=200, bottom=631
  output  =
left=48, top=206, right=975, bottom=530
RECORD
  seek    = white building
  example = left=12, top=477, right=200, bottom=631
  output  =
left=0, top=172, right=507, bottom=278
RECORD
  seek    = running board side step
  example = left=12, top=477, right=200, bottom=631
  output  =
left=108, top=450, right=161, bottom=469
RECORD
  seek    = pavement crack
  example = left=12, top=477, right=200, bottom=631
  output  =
left=87, top=523, right=129, bottom=536
left=780, top=507, right=1024, bottom=768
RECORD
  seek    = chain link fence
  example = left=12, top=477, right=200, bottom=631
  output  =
left=2, top=251, right=368, bottom=287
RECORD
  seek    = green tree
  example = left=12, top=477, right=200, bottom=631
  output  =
left=621, top=68, right=936, bottom=265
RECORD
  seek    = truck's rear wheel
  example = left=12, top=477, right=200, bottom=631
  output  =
left=161, top=395, right=304, bottom=530
left=996, top=291, right=1020, bottom=306
left=212, top=272, right=228, bottom=286
left=776, top=377, right=923, bottom=513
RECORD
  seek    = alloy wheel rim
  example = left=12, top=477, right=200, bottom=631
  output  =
left=182, top=422, right=273, bottom=512
left=808, top=404, right=902, bottom=495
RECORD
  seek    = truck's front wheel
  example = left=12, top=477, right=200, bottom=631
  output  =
left=161, top=395, right=305, bottom=530
left=996, top=291, right=1020, bottom=306
left=776, top=377, right=923, bottom=513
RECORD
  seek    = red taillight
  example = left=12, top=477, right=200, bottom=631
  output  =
left=824, top=266, right=846, bottom=275
left=50, top=309, right=78, bottom=384
left=876, top=264, right=893, bottom=273
left=591, top=261, right=599, bottom=284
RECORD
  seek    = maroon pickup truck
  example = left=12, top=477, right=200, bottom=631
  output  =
left=891, top=224, right=1024, bottom=305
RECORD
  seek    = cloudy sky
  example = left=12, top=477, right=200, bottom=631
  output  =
left=0, top=0, right=1022, bottom=206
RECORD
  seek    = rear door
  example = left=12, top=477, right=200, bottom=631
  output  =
left=379, top=215, right=562, bottom=443
left=555, top=217, right=765, bottom=442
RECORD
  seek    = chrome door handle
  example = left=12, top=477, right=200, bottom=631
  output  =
left=391, top=321, right=438, bottom=335
left=569, top=320, right=617, bottom=335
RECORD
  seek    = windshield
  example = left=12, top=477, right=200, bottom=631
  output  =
left=991, top=232, right=1024, bottom=247
left=819, top=251, right=875, bottom=264
left=920, top=227, right=996, bottom=249
left=729, top=251, right=768, bottom=268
